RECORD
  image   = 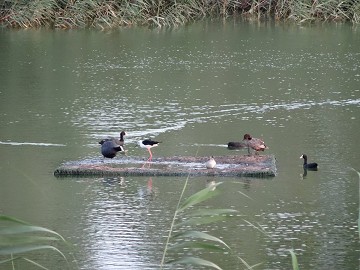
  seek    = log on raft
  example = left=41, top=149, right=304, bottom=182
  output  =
left=54, top=155, right=277, bottom=178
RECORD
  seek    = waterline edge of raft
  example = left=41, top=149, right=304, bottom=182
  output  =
left=54, top=155, right=277, bottom=178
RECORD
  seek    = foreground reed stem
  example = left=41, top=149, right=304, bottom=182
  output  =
left=160, top=146, right=200, bottom=268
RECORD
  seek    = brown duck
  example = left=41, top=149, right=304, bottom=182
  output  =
left=228, top=134, right=268, bottom=154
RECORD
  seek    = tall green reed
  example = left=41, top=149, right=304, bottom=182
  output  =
left=160, top=181, right=233, bottom=269
left=0, top=215, right=71, bottom=269
left=289, top=249, right=300, bottom=270
left=159, top=145, right=229, bottom=269
left=159, top=147, right=265, bottom=269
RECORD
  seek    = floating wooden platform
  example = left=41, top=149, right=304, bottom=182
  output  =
left=54, top=155, right=277, bottom=178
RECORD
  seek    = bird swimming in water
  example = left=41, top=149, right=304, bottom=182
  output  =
left=300, top=154, right=318, bottom=169
left=205, top=156, right=216, bottom=169
left=228, top=134, right=268, bottom=154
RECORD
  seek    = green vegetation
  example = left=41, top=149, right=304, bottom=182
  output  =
left=159, top=152, right=263, bottom=270
left=3, top=170, right=357, bottom=269
left=160, top=181, right=236, bottom=269
left=0, top=215, right=70, bottom=269
left=0, top=178, right=307, bottom=270
left=289, top=249, right=300, bottom=270
left=0, top=0, right=359, bottom=29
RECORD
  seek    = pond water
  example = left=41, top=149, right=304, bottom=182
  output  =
left=0, top=20, right=359, bottom=269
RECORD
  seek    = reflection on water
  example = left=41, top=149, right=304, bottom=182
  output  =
left=300, top=167, right=318, bottom=179
left=65, top=24, right=360, bottom=144
left=0, top=20, right=359, bottom=270
left=74, top=96, right=360, bottom=143
left=0, top=141, right=66, bottom=146
left=82, top=177, right=161, bottom=270
left=261, top=198, right=358, bottom=269
left=100, top=176, right=125, bottom=186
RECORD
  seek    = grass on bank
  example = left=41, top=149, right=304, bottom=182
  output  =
left=0, top=0, right=359, bottom=29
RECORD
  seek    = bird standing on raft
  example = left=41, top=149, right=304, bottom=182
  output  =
left=228, top=134, right=268, bottom=154
left=138, top=139, right=161, bottom=167
left=99, top=131, right=127, bottom=159
left=99, top=140, right=125, bottom=159
left=205, top=156, right=217, bottom=169
left=99, top=131, right=127, bottom=148
left=300, top=154, right=318, bottom=170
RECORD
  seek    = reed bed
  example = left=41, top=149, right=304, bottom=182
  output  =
left=0, top=0, right=359, bottom=29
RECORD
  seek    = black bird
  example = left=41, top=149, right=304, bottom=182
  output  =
left=300, top=154, right=318, bottom=169
left=99, top=131, right=127, bottom=159
left=99, top=140, right=124, bottom=159
left=99, top=131, right=127, bottom=147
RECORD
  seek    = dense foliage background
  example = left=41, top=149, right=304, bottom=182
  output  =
left=0, top=0, right=359, bottom=28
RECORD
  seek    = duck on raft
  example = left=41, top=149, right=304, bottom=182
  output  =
left=99, top=131, right=127, bottom=159
left=228, top=133, right=268, bottom=154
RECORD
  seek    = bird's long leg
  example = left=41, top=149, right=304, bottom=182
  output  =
left=148, top=149, right=153, bottom=162
left=146, top=149, right=153, bottom=168
left=142, top=148, right=153, bottom=168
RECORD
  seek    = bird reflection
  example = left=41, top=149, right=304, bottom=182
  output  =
left=301, top=168, right=308, bottom=179
left=101, top=176, right=125, bottom=186
left=138, top=177, right=158, bottom=201
left=301, top=167, right=318, bottom=179
left=242, top=178, right=252, bottom=191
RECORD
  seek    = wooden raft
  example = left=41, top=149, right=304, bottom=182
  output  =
left=54, top=155, right=276, bottom=178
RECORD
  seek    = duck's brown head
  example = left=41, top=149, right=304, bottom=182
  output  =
left=243, top=134, right=252, bottom=140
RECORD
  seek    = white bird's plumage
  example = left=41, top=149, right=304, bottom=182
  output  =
left=206, top=156, right=216, bottom=169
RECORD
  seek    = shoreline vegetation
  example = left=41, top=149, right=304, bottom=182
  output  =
left=0, top=0, right=359, bottom=29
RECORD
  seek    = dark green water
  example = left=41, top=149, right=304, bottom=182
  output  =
left=0, top=20, right=359, bottom=269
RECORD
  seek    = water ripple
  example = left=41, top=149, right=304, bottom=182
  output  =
left=70, top=96, right=360, bottom=142
left=0, top=141, right=65, bottom=146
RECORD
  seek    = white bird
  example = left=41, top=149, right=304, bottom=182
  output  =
left=205, top=156, right=216, bottom=169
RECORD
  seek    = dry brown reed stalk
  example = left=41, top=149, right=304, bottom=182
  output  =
left=0, top=0, right=359, bottom=29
